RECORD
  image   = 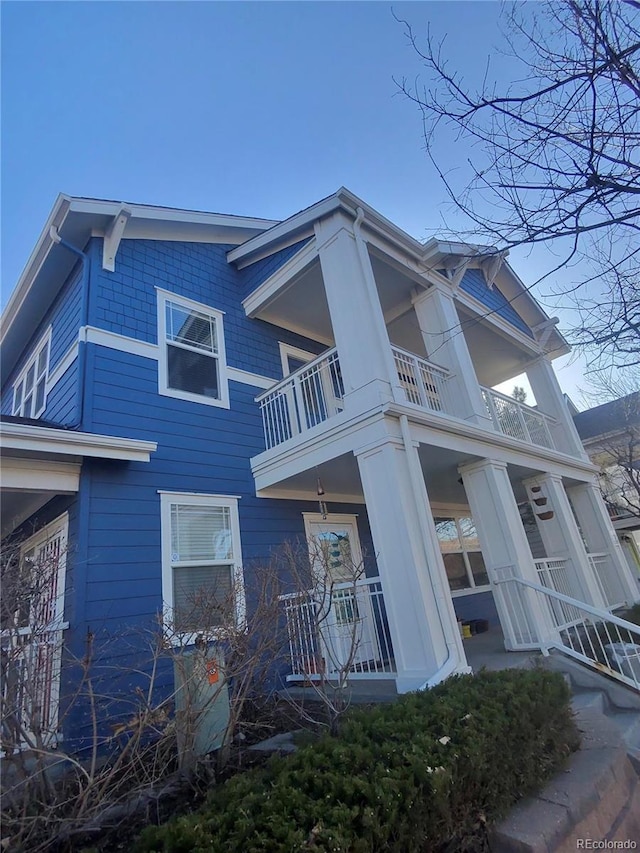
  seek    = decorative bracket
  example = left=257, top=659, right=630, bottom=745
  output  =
left=531, top=317, right=560, bottom=349
left=481, top=251, right=508, bottom=290
left=102, top=206, right=131, bottom=272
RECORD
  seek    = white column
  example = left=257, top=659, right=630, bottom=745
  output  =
left=315, top=213, right=398, bottom=412
left=412, top=284, right=492, bottom=426
left=356, top=437, right=468, bottom=693
left=459, top=459, right=557, bottom=651
left=567, top=481, right=640, bottom=606
left=525, top=357, right=588, bottom=458
left=523, top=474, right=607, bottom=608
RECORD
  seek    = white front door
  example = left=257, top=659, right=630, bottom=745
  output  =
left=303, top=514, right=378, bottom=674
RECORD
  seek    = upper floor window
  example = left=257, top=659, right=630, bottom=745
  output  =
left=12, top=330, right=51, bottom=418
left=157, top=289, right=229, bottom=408
left=160, top=492, right=245, bottom=642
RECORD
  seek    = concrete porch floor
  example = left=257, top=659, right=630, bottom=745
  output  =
left=463, top=626, right=542, bottom=673
left=279, top=627, right=541, bottom=705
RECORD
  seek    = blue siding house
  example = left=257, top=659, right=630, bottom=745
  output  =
left=2, top=189, right=636, bottom=752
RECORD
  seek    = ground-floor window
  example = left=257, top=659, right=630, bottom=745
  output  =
left=160, top=492, right=245, bottom=641
left=434, top=515, right=490, bottom=594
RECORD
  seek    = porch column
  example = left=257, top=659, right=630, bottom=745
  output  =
left=566, top=481, right=640, bottom=606
left=412, top=284, right=492, bottom=426
left=356, top=436, right=468, bottom=693
left=523, top=474, right=607, bottom=609
left=525, top=357, right=588, bottom=458
left=459, top=459, right=557, bottom=651
left=315, top=213, right=399, bottom=412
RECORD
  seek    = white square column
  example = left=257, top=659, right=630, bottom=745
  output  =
left=525, top=357, right=588, bottom=459
left=567, top=481, right=640, bottom=606
left=315, top=213, right=399, bottom=412
left=356, top=434, right=468, bottom=693
left=523, top=474, right=607, bottom=609
left=459, top=459, right=557, bottom=651
left=412, top=284, right=493, bottom=426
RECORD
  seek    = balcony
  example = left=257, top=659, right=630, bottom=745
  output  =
left=257, top=345, right=558, bottom=453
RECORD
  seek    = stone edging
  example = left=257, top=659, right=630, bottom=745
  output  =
left=490, top=707, right=640, bottom=852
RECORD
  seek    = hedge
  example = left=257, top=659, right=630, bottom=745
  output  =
left=135, top=668, right=579, bottom=853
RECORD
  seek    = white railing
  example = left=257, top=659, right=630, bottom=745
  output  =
left=588, top=552, right=628, bottom=610
left=392, top=346, right=452, bottom=414
left=257, top=348, right=344, bottom=450
left=481, top=387, right=556, bottom=449
left=495, top=575, right=640, bottom=693
left=279, top=577, right=395, bottom=680
left=533, top=558, right=582, bottom=630
left=1, top=626, right=65, bottom=750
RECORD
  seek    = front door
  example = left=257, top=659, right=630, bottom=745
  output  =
left=304, top=514, right=378, bottom=674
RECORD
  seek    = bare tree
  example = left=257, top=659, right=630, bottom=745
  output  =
left=397, top=0, right=640, bottom=370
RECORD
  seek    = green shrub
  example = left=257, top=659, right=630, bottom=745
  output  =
left=135, top=669, right=578, bottom=853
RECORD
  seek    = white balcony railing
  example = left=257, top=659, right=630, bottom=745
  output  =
left=257, top=345, right=558, bottom=453
left=481, top=387, right=556, bottom=449
left=257, top=348, right=344, bottom=450
left=392, top=346, right=452, bottom=413
left=588, top=552, right=628, bottom=610
left=279, top=577, right=395, bottom=680
left=533, top=558, right=582, bottom=629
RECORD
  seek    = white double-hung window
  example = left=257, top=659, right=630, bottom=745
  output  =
left=12, top=330, right=51, bottom=418
left=157, top=290, right=229, bottom=408
left=160, top=493, right=245, bottom=639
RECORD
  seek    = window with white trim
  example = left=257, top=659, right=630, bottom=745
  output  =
left=434, top=515, right=490, bottom=594
left=12, top=330, right=51, bottom=418
left=157, top=290, right=229, bottom=408
left=160, top=493, right=244, bottom=638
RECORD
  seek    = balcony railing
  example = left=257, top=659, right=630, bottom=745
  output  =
left=279, top=577, right=396, bottom=680
left=257, top=344, right=558, bottom=453
left=392, top=346, right=452, bottom=413
left=588, top=552, right=628, bottom=610
left=257, top=348, right=344, bottom=450
left=481, top=387, right=556, bottom=449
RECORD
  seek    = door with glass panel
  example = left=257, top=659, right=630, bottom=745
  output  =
left=305, top=516, right=378, bottom=673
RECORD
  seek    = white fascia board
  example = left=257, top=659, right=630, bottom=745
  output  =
left=242, top=238, right=318, bottom=317
left=229, top=187, right=431, bottom=268
left=1, top=194, right=71, bottom=346
left=0, top=422, right=157, bottom=462
left=455, top=289, right=544, bottom=356
left=385, top=401, right=599, bottom=477
left=228, top=194, right=350, bottom=265
left=2, top=457, right=81, bottom=493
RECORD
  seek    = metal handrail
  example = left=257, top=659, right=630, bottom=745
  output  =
left=255, top=346, right=338, bottom=403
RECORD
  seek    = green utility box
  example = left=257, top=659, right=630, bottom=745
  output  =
left=173, top=646, right=230, bottom=762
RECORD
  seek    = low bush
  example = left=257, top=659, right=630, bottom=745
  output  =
left=135, top=668, right=579, bottom=853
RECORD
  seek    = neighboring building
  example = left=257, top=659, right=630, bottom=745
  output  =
left=2, top=188, right=637, bottom=751
left=574, top=393, right=640, bottom=578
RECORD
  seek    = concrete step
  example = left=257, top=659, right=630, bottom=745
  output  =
left=571, top=690, right=606, bottom=714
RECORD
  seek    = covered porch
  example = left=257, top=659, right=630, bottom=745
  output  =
left=261, top=424, right=637, bottom=695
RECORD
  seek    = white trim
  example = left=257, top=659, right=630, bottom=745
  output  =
left=12, top=328, right=52, bottom=418
left=0, top=421, right=157, bottom=461
left=18, top=512, right=69, bottom=740
left=83, top=326, right=158, bottom=360
left=160, top=492, right=246, bottom=644
left=227, top=367, right=276, bottom=389
left=46, top=340, right=79, bottom=390
left=102, top=207, right=131, bottom=271
left=156, top=289, right=230, bottom=410
left=242, top=239, right=318, bottom=316
left=1, top=457, right=80, bottom=493
left=450, top=586, right=493, bottom=598
left=278, top=343, right=316, bottom=377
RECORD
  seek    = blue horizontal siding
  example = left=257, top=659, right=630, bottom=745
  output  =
left=43, top=359, right=78, bottom=425
left=459, top=268, right=533, bottom=338
left=452, top=590, right=499, bottom=626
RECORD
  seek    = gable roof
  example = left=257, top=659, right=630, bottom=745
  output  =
left=573, top=392, right=640, bottom=441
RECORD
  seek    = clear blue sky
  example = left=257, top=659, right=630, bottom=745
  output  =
left=1, top=0, right=593, bottom=403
